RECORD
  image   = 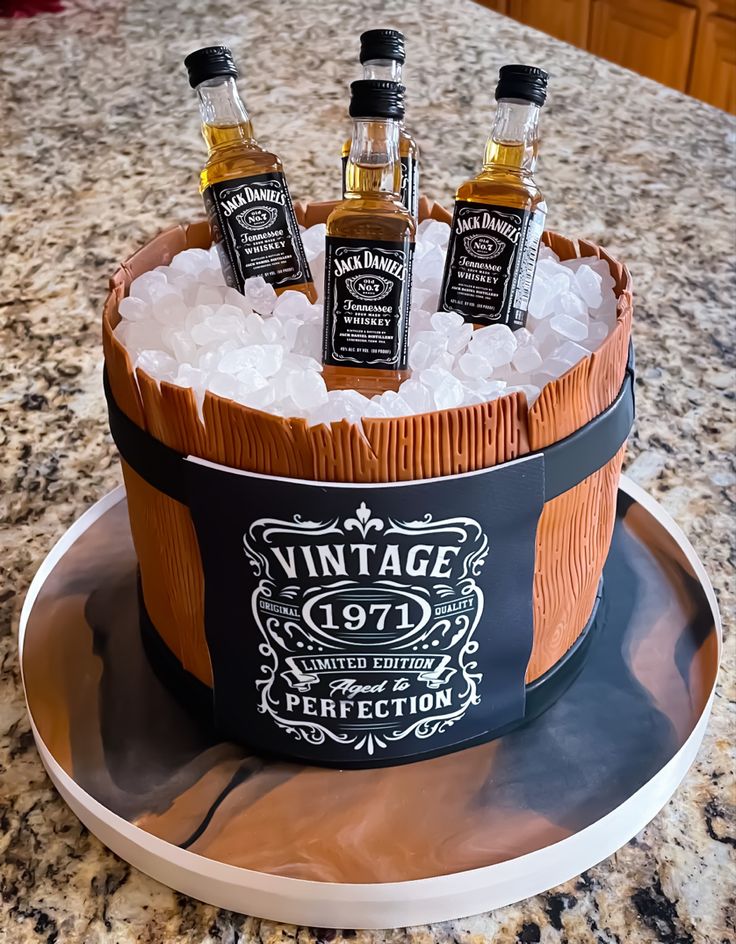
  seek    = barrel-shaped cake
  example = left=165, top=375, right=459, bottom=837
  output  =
left=103, top=197, right=633, bottom=767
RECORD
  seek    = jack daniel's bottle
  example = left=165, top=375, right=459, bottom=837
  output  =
left=439, top=64, right=548, bottom=328
left=323, top=80, right=415, bottom=396
left=341, top=30, right=419, bottom=218
left=185, top=46, right=316, bottom=301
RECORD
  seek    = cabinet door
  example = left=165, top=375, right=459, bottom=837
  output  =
left=478, top=0, right=510, bottom=12
left=590, top=0, right=697, bottom=91
left=689, top=15, right=736, bottom=113
left=509, top=0, right=590, bottom=47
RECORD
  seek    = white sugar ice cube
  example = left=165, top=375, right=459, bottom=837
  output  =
left=432, top=373, right=465, bottom=410
left=559, top=291, right=589, bottom=320
left=591, top=291, right=618, bottom=330
left=129, top=270, right=168, bottom=304
left=555, top=340, right=590, bottom=367
left=274, top=290, right=314, bottom=319
left=135, top=349, right=178, bottom=383
left=398, top=378, right=434, bottom=413
left=409, top=340, right=434, bottom=371
left=460, top=387, right=486, bottom=406
left=417, top=218, right=451, bottom=247
left=282, top=318, right=301, bottom=349
left=213, top=340, right=280, bottom=376
left=363, top=400, right=391, bottom=419
left=197, top=340, right=238, bottom=371
left=447, top=322, right=474, bottom=355
left=223, top=287, right=253, bottom=312
left=414, top=245, right=445, bottom=287
left=458, top=352, right=492, bottom=379
left=207, top=371, right=242, bottom=401
left=245, top=276, right=277, bottom=315
left=287, top=370, right=328, bottom=409
left=195, top=284, right=225, bottom=307
left=411, top=289, right=434, bottom=312
left=538, top=243, right=560, bottom=263
left=115, top=319, right=166, bottom=354
left=118, top=296, right=149, bottom=321
left=376, top=390, right=415, bottom=417
left=512, top=343, right=543, bottom=373
left=575, top=265, right=603, bottom=308
left=464, top=378, right=507, bottom=400
left=173, top=365, right=208, bottom=417
left=152, top=295, right=188, bottom=327
left=301, top=223, right=326, bottom=259
left=583, top=320, right=611, bottom=351
left=190, top=313, right=244, bottom=346
left=430, top=311, right=464, bottom=334
left=469, top=323, right=517, bottom=367
left=169, top=330, right=197, bottom=364
left=310, top=390, right=373, bottom=425
left=549, top=312, right=588, bottom=342
left=294, top=322, right=323, bottom=357
left=257, top=344, right=284, bottom=377
left=170, top=248, right=212, bottom=274
left=235, top=366, right=269, bottom=394
left=238, top=382, right=276, bottom=410
left=409, top=308, right=433, bottom=334
left=418, top=367, right=452, bottom=390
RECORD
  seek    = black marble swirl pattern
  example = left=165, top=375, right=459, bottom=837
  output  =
left=21, top=490, right=717, bottom=884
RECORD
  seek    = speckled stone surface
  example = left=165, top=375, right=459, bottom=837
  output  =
left=1, top=0, right=734, bottom=941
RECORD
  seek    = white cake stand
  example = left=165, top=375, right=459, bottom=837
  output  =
left=18, top=476, right=721, bottom=929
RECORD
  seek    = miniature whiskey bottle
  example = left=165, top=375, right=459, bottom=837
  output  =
left=341, top=30, right=419, bottom=218
left=439, top=64, right=548, bottom=328
left=323, top=80, right=416, bottom=396
left=185, top=46, right=316, bottom=301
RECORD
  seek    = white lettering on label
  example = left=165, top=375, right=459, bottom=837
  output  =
left=221, top=185, right=286, bottom=217
left=456, top=211, right=519, bottom=243
left=334, top=249, right=405, bottom=279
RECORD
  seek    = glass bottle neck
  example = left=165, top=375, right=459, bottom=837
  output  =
left=345, top=118, right=401, bottom=197
left=196, top=76, right=257, bottom=152
left=483, top=99, right=541, bottom=173
left=362, top=58, right=403, bottom=82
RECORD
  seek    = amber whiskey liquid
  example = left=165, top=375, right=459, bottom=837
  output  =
left=323, top=81, right=415, bottom=396
left=185, top=46, right=316, bottom=302
left=440, top=65, right=548, bottom=328
left=340, top=29, right=419, bottom=218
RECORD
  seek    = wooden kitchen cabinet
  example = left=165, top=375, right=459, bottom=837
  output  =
left=589, top=0, right=697, bottom=91
left=478, top=0, right=736, bottom=112
left=508, top=0, right=590, bottom=47
left=689, top=15, right=736, bottom=111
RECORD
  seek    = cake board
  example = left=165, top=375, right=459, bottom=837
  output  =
left=18, top=476, right=721, bottom=929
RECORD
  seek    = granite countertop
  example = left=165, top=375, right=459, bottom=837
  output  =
left=1, top=0, right=734, bottom=940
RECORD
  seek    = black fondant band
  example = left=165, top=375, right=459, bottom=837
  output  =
left=104, top=370, right=190, bottom=505
left=104, top=344, right=635, bottom=507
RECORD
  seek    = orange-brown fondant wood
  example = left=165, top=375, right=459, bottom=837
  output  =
left=102, top=198, right=633, bottom=687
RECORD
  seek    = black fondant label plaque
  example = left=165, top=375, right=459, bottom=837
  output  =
left=186, top=455, right=544, bottom=766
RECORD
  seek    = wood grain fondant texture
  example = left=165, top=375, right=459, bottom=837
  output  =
left=102, top=199, right=633, bottom=687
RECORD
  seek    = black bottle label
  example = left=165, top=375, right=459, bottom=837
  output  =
left=323, top=236, right=413, bottom=371
left=203, top=171, right=312, bottom=294
left=341, top=154, right=419, bottom=218
left=439, top=201, right=545, bottom=328
left=400, top=154, right=419, bottom=219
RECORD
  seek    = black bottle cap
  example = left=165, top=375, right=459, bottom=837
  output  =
left=184, top=45, right=238, bottom=89
left=359, top=28, right=406, bottom=64
left=495, top=64, right=548, bottom=105
left=349, top=79, right=405, bottom=120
